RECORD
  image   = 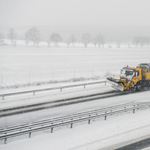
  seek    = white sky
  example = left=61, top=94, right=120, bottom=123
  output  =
left=0, top=0, right=150, bottom=26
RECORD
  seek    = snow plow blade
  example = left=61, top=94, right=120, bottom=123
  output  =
left=107, top=77, right=124, bottom=91
left=111, top=83, right=124, bottom=91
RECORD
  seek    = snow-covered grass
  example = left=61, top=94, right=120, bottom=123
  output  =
left=0, top=45, right=150, bottom=89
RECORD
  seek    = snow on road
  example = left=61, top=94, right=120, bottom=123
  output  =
left=0, top=80, right=147, bottom=128
left=0, top=81, right=112, bottom=128
left=0, top=89, right=150, bottom=149
left=0, top=80, right=109, bottom=109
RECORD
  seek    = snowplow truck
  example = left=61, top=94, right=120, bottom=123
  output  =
left=107, top=63, right=150, bottom=91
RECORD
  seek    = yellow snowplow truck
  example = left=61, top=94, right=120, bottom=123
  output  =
left=107, top=63, right=150, bottom=91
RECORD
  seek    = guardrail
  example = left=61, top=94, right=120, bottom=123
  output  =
left=0, top=101, right=149, bottom=144
left=0, top=81, right=107, bottom=100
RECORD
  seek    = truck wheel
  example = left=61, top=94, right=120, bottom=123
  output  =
left=136, top=85, right=143, bottom=91
left=130, top=86, right=136, bottom=92
left=136, top=81, right=144, bottom=91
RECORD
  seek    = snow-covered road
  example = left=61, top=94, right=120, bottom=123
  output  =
left=0, top=80, right=110, bottom=109
left=0, top=91, right=150, bottom=150
left=0, top=81, right=150, bottom=149
left=0, top=81, right=147, bottom=128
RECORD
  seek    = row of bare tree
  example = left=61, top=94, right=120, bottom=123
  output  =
left=0, top=27, right=150, bottom=48
left=27, top=28, right=105, bottom=48
left=0, top=27, right=105, bottom=47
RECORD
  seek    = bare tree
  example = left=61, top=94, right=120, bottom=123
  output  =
left=92, top=37, right=97, bottom=48
left=141, top=37, right=150, bottom=47
left=133, top=36, right=150, bottom=47
left=26, top=27, right=40, bottom=46
left=50, top=33, right=62, bottom=47
left=65, top=37, right=71, bottom=47
left=133, top=37, right=139, bottom=47
left=70, top=34, right=76, bottom=47
left=81, top=33, right=91, bottom=48
left=44, top=34, right=51, bottom=47
left=95, top=33, right=105, bottom=48
left=65, top=34, right=76, bottom=47
left=0, top=33, right=4, bottom=45
left=8, top=28, right=16, bottom=46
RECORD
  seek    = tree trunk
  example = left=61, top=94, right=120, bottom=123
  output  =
left=84, top=43, right=87, bottom=48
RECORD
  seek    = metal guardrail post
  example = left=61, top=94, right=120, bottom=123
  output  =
left=33, top=92, right=35, bottom=96
left=29, top=127, right=32, bottom=138
left=133, top=105, right=135, bottom=113
left=2, top=96, right=4, bottom=100
left=104, top=112, right=107, bottom=120
left=70, top=123, right=73, bottom=128
left=51, top=127, right=53, bottom=133
left=60, top=88, right=62, bottom=92
left=29, top=132, right=31, bottom=138
left=88, top=115, right=91, bottom=124
left=4, top=138, right=7, bottom=144
left=84, top=84, right=86, bottom=88
left=70, top=119, right=73, bottom=128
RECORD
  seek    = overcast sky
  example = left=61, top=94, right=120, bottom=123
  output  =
left=0, top=0, right=150, bottom=27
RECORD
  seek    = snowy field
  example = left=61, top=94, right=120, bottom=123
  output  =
left=0, top=45, right=150, bottom=88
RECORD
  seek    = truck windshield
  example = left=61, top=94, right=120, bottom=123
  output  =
left=121, top=69, right=134, bottom=76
